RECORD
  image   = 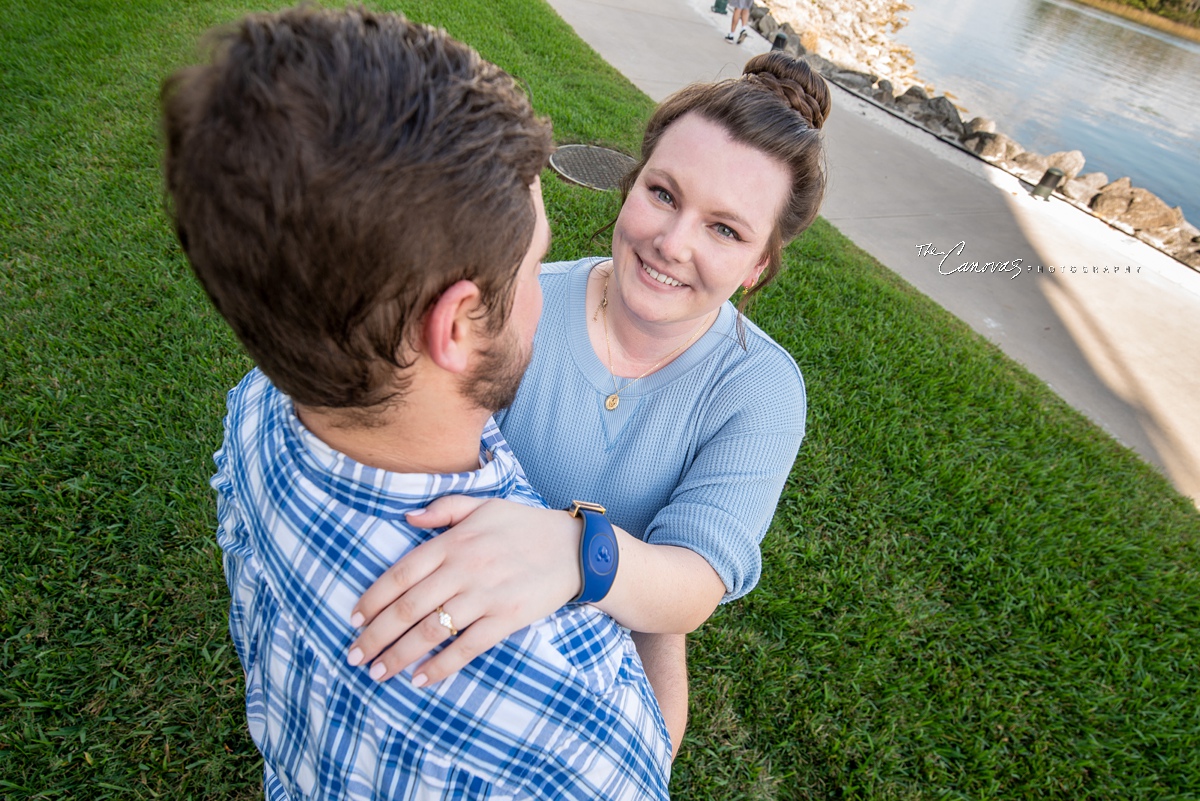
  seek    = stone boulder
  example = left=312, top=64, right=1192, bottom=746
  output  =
left=803, top=54, right=839, bottom=77
left=927, top=96, right=964, bottom=137
left=1143, top=201, right=1187, bottom=231
left=968, top=132, right=1022, bottom=161
left=871, top=78, right=895, bottom=104
left=1144, top=220, right=1199, bottom=250
left=756, top=13, right=779, bottom=38
left=896, top=84, right=929, bottom=108
left=1046, top=150, right=1085, bottom=181
left=964, top=116, right=995, bottom=136
left=1009, top=151, right=1049, bottom=178
left=1090, top=178, right=1135, bottom=219
left=750, top=5, right=768, bottom=22
left=1061, top=171, right=1109, bottom=203
left=1090, top=178, right=1184, bottom=231
left=830, top=68, right=876, bottom=90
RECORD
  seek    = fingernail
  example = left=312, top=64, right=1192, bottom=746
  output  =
left=347, top=648, right=363, bottom=667
left=406, top=509, right=426, bottom=517
left=411, top=673, right=428, bottom=688
left=350, top=612, right=365, bottom=628
left=369, top=663, right=387, bottom=681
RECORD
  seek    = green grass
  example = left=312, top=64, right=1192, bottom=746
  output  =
left=2, top=0, right=1198, bottom=798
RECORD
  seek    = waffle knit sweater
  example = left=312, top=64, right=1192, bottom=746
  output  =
left=495, top=257, right=806, bottom=601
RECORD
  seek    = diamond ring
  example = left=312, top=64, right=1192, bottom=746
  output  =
left=435, top=606, right=457, bottom=637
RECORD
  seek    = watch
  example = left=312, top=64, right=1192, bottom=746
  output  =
left=567, top=500, right=619, bottom=604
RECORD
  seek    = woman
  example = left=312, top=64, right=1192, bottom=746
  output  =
left=346, top=51, right=831, bottom=755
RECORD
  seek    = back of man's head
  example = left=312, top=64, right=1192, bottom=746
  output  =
left=162, top=6, right=552, bottom=409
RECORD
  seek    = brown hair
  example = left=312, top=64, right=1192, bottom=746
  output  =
left=619, top=51, right=830, bottom=309
left=162, top=6, right=552, bottom=409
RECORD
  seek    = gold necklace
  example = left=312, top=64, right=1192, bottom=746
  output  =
left=598, top=275, right=711, bottom=412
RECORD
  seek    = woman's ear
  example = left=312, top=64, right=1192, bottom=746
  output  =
left=421, top=280, right=483, bottom=374
left=743, top=254, right=769, bottom=289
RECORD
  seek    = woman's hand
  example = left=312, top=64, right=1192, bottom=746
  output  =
left=347, top=495, right=582, bottom=687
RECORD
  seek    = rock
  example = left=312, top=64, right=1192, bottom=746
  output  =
left=803, top=54, right=839, bottom=76
left=1145, top=222, right=1199, bottom=251
left=1010, top=151, right=1049, bottom=177
left=756, top=13, right=778, bottom=38
left=917, top=95, right=964, bottom=137
left=750, top=5, right=768, bottom=22
left=1091, top=179, right=1184, bottom=231
left=871, top=78, right=895, bottom=104
left=1100, top=176, right=1132, bottom=194
left=970, top=132, right=1021, bottom=161
left=1090, top=179, right=1135, bottom=218
left=1133, top=194, right=1178, bottom=230
left=1046, top=150, right=1085, bottom=181
left=1172, top=243, right=1200, bottom=262
left=780, top=21, right=797, bottom=37
left=965, top=116, right=995, bottom=136
left=831, top=69, right=875, bottom=89
left=897, top=84, right=929, bottom=105
left=1061, top=171, right=1109, bottom=203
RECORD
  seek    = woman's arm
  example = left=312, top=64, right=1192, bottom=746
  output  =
left=347, top=496, right=725, bottom=686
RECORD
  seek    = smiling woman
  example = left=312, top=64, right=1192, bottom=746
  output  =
left=606, top=114, right=789, bottom=341
left=347, top=50, right=831, bottom=758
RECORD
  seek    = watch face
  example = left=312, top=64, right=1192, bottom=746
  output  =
left=586, top=531, right=617, bottom=577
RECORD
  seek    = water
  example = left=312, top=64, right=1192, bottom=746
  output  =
left=891, top=0, right=1200, bottom=226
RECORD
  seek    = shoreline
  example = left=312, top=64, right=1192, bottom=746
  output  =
left=1065, top=0, right=1200, bottom=44
left=755, top=0, right=1200, bottom=271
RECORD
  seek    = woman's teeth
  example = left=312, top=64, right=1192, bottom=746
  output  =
left=642, top=263, right=683, bottom=287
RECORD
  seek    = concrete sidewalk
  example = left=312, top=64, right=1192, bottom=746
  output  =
left=544, top=0, right=1200, bottom=505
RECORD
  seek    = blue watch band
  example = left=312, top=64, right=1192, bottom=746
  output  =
left=568, top=501, right=619, bottom=604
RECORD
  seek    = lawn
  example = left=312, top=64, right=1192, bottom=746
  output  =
left=2, top=0, right=1198, bottom=798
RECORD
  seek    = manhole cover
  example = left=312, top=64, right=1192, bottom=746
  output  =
left=550, top=144, right=637, bottom=191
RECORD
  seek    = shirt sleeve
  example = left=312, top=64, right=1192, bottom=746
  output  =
left=643, top=347, right=806, bottom=602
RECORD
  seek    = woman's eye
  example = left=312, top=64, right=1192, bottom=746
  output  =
left=652, top=187, right=674, bottom=205
left=714, top=223, right=740, bottom=240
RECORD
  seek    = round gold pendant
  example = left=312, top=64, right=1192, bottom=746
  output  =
left=605, top=394, right=620, bottom=411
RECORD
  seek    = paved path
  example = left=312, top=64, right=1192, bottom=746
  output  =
left=544, top=0, right=1200, bottom=504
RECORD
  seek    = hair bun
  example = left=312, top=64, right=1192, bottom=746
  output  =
left=742, top=52, right=831, bottom=130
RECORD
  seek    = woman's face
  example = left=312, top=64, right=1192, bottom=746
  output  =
left=610, top=112, right=790, bottom=330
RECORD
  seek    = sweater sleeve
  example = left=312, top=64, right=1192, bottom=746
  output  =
left=642, top=345, right=806, bottom=602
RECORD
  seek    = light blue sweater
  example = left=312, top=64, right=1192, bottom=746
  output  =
left=496, top=258, right=806, bottom=601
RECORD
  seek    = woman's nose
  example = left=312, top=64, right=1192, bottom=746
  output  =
left=655, top=215, right=693, bottom=263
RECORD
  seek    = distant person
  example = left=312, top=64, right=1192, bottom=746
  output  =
left=726, top=0, right=753, bottom=44
left=161, top=6, right=670, bottom=798
left=348, top=51, right=831, bottom=758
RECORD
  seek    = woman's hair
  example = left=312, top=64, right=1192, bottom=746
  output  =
left=162, top=7, right=552, bottom=410
left=618, top=51, right=830, bottom=309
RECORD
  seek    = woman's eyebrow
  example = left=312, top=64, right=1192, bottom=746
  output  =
left=643, top=167, right=678, bottom=192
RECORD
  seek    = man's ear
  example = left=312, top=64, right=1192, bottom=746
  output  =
left=422, top=280, right=483, bottom=374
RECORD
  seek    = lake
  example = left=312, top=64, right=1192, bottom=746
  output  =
left=892, top=0, right=1200, bottom=225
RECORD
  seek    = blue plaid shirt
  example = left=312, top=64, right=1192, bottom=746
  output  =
left=212, top=370, right=671, bottom=799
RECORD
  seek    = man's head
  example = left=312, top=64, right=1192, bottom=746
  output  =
left=162, top=6, right=552, bottom=411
